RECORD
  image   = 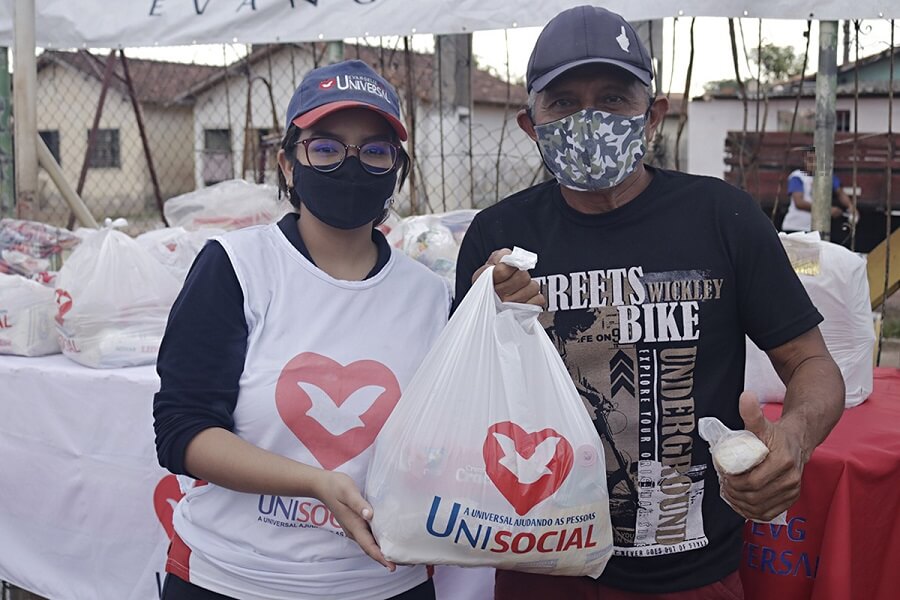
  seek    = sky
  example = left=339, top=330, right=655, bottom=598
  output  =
left=470, top=17, right=899, bottom=97
left=121, top=17, right=899, bottom=99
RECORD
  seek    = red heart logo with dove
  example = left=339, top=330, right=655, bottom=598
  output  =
left=153, top=474, right=185, bottom=540
left=483, top=421, right=574, bottom=516
left=275, top=352, right=400, bottom=471
left=54, top=289, right=72, bottom=325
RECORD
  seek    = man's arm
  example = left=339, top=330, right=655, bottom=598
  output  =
left=832, top=183, right=858, bottom=219
left=722, top=326, right=844, bottom=521
left=790, top=190, right=812, bottom=211
left=787, top=175, right=810, bottom=211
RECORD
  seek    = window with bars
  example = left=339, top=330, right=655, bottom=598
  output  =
left=204, top=129, right=232, bottom=153
left=836, top=110, right=852, bottom=133
left=203, top=128, right=234, bottom=184
left=87, top=128, right=120, bottom=168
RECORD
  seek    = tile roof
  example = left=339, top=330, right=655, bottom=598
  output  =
left=177, top=42, right=528, bottom=108
left=37, top=50, right=221, bottom=106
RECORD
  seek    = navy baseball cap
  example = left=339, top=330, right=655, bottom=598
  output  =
left=526, top=5, right=653, bottom=93
left=286, top=59, right=407, bottom=141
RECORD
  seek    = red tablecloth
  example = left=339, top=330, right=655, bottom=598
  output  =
left=740, top=368, right=900, bottom=600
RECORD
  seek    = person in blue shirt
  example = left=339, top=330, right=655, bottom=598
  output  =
left=782, top=146, right=858, bottom=233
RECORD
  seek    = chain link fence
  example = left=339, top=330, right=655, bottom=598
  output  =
left=24, top=37, right=548, bottom=235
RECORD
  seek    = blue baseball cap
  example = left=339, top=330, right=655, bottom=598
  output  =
left=527, top=5, right=653, bottom=93
left=286, top=59, right=407, bottom=141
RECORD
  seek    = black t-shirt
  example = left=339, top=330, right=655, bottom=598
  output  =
left=453, top=168, right=823, bottom=593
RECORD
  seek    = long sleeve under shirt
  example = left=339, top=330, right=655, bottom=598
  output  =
left=153, top=213, right=392, bottom=476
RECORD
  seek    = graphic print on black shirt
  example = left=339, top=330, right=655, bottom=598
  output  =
left=534, top=264, right=724, bottom=556
left=452, top=171, right=824, bottom=590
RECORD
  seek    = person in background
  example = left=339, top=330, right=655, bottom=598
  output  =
left=454, top=6, right=844, bottom=599
left=153, top=59, right=448, bottom=600
left=782, top=146, right=858, bottom=233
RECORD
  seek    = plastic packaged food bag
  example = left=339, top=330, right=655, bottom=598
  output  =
left=698, top=417, right=786, bottom=525
left=0, top=218, right=80, bottom=277
left=163, top=179, right=286, bottom=231
left=744, top=232, right=874, bottom=408
left=367, top=248, right=613, bottom=577
left=54, top=220, right=183, bottom=368
left=0, top=274, right=60, bottom=356
left=384, top=209, right=479, bottom=284
left=136, top=226, right=225, bottom=281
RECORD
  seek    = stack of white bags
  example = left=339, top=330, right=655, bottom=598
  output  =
left=744, top=232, right=875, bottom=408
left=0, top=274, right=59, bottom=356
left=53, top=219, right=184, bottom=368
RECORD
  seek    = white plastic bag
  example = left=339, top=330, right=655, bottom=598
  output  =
left=136, top=226, right=225, bottom=281
left=698, top=417, right=786, bottom=525
left=54, top=220, right=182, bottom=368
left=0, top=274, right=60, bottom=356
left=163, top=179, right=286, bottom=231
left=384, top=209, right=479, bottom=284
left=367, top=248, right=613, bottom=577
left=744, top=232, right=875, bottom=408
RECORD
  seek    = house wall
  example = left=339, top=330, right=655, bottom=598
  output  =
left=649, top=113, right=689, bottom=171
left=192, top=49, right=312, bottom=191
left=411, top=103, right=542, bottom=212
left=192, top=49, right=544, bottom=214
left=838, top=61, right=900, bottom=85
left=687, top=96, right=900, bottom=180
left=35, top=61, right=196, bottom=224
left=144, top=104, right=196, bottom=205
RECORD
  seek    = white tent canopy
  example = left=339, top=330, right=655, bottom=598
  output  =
left=1, top=0, right=898, bottom=48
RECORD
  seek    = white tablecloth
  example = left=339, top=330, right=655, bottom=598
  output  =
left=0, top=354, right=169, bottom=600
left=0, top=354, right=495, bottom=600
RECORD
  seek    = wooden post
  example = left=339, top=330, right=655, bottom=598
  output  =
left=435, top=33, right=472, bottom=209
left=326, top=41, right=344, bottom=65
left=12, top=0, right=38, bottom=220
left=37, top=134, right=98, bottom=228
left=0, top=47, right=13, bottom=217
left=403, top=36, right=419, bottom=214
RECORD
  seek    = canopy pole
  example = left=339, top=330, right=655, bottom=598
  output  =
left=812, top=20, right=839, bottom=239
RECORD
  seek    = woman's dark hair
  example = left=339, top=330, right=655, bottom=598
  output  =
left=277, top=123, right=411, bottom=226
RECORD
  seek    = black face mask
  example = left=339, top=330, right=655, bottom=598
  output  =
left=292, top=156, right=397, bottom=230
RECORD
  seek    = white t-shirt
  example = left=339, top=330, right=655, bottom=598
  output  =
left=781, top=169, right=814, bottom=232
left=170, top=223, right=449, bottom=600
left=782, top=169, right=841, bottom=232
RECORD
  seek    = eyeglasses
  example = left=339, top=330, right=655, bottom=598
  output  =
left=295, top=137, right=401, bottom=175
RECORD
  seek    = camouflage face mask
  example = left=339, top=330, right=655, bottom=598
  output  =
left=534, top=108, right=647, bottom=192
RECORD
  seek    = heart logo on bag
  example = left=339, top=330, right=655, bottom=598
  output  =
left=483, top=421, right=574, bottom=516
left=54, top=289, right=73, bottom=325
left=275, top=352, right=401, bottom=471
left=153, top=474, right=185, bottom=541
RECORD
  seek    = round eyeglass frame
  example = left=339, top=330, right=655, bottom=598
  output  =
left=294, top=137, right=402, bottom=175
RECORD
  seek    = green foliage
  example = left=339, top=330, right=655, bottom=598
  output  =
left=883, top=316, right=900, bottom=339
left=751, top=43, right=807, bottom=83
left=703, top=78, right=740, bottom=94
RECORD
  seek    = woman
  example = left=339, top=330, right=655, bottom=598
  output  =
left=153, top=59, right=449, bottom=600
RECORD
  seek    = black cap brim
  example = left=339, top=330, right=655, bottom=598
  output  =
left=530, top=57, right=652, bottom=93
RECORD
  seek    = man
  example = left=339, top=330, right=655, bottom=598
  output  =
left=453, top=6, right=844, bottom=599
left=782, top=146, right=858, bottom=233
